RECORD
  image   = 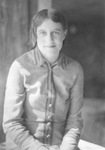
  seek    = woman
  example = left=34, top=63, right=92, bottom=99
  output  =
left=3, top=9, right=84, bottom=150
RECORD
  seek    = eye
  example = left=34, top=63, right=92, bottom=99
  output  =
left=39, top=31, right=47, bottom=36
left=53, top=31, right=60, bottom=35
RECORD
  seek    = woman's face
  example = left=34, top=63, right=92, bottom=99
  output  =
left=36, top=19, right=67, bottom=60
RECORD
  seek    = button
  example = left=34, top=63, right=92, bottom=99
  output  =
left=46, top=134, right=50, bottom=138
left=47, top=122, right=51, bottom=126
left=48, top=115, right=52, bottom=120
left=49, top=104, right=52, bottom=108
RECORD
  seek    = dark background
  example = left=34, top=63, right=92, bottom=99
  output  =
left=0, top=0, right=105, bottom=147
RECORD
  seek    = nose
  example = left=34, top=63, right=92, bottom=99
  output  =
left=46, top=33, right=54, bottom=43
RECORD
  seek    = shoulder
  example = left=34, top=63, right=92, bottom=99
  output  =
left=11, top=49, right=35, bottom=68
left=62, top=53, right=83, bottom=74
left=9, top=50, right=35, bottom=73
left=16, top=49, right=34, bottom=64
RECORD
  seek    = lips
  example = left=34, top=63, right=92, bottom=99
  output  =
left=45, top=45, right=56, bottom=48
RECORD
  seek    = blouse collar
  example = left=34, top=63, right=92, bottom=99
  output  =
left=34, top=46, right=65, bottom=67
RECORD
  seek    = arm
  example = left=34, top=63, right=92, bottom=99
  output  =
left=3, top=60, right=49, bottom=150
left=60, top=63, right=84, bottom=150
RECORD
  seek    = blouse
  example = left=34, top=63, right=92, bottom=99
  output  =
left=3, top=47, right=84, bottom=150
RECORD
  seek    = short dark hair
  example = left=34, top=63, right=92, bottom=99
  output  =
left=29, top=9, right=68, bottom=49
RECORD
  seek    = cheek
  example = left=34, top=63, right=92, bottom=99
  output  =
left=56, top=38, right=64, bottom=46
left=37, top=38, right=45, bottom=47
left=57, top=35, right=64, bottom=41
left=37, top=37, right=43, bottom=42
left=37, top=40, right=43, bottom=50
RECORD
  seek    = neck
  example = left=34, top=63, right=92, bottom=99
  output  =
left=45, top=53, right=59, bottom=65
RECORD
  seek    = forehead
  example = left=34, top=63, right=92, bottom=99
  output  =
left=37, top=19, right=63, bottom=31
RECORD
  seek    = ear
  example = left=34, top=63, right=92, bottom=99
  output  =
left=63, top=29, right=67, bottom=41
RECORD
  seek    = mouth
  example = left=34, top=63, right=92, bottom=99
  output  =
left=44, top=44, right=56, bottom=47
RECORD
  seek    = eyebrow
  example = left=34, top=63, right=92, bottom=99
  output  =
left=54, top=29, right=62, bottom=31
left=37, top=30, right=45, bottom=33
left=37, top=29, right=62, bottom=32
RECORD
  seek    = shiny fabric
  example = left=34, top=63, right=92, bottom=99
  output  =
left=3, top=47, right=84, bottom=150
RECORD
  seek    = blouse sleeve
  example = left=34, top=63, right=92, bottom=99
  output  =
left=3, top=60, right=49, bottom=150
left=60, top=62, right=84, bottom=150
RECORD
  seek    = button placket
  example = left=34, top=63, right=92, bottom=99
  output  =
left=46, top=121, right=52, bottom=143
left=45, top=64, right=55, bottom=144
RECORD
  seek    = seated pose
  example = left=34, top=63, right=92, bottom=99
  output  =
left=3, top=8, right=84, bottom=150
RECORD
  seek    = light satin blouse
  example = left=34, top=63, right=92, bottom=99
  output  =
left=3, top=47, right=84, bottom=150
